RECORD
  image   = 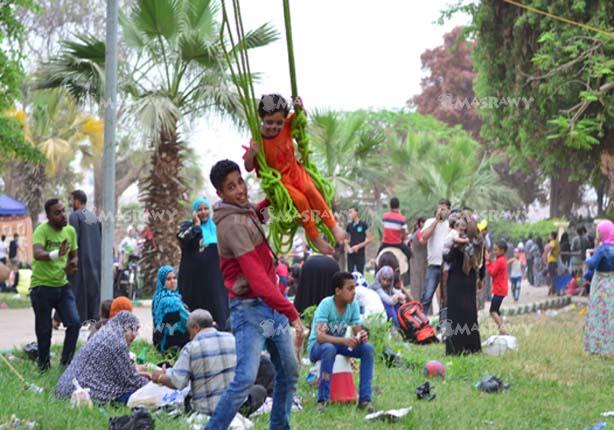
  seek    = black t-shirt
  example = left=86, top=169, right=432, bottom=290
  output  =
left=346, top=221, right=369, bottom=256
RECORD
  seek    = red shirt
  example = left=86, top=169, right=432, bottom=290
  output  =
left=276, top=262, right=289, bottom=277
left=382, top=211, right=407, bottom=245
left=487, top=255, right=508, bottom=297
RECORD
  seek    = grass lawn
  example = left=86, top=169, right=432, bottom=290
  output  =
left=0, top=306, right=611, bottom=429
left=0, top=292, right=31, bottom=309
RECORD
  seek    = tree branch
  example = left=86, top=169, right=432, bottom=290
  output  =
left=567, top=82, right=614, bottom=129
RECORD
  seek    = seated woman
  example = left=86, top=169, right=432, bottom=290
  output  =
left=370, top=266, right=406, bottom=327
left=56, top=311, right=148, bottom=404
left=152, top=265, right=190, bottom=354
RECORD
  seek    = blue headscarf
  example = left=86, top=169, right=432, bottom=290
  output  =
left=192, top=198, right=217, bottom=246
left=152, top=265, right=189, bottom=352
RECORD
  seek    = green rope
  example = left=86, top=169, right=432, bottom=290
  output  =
left=220, top=0, right=336, bottom=253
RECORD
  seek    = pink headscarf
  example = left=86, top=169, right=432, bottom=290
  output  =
left=597, top=220, right=614, bottom=245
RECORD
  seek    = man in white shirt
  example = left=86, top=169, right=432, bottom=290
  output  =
left=0, top=235, right=7, bottom=264
left=420, top=198, right=451, bottom=315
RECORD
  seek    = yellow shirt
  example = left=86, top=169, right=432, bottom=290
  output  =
left=547, top=240, right=560, bottom=263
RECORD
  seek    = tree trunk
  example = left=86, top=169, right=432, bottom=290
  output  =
left=139, top=126, right=188, bottom=294
left=14, top=161, right=46, bottom=225
left=549, top=171, right=581, bottom=218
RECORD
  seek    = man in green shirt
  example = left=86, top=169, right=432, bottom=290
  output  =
left=31, top=198, right=80, bottom=372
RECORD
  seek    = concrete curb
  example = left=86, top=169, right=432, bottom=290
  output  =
left=499, top=296, right=571, bottom=316
left=429, top=296, right=574, bottom=326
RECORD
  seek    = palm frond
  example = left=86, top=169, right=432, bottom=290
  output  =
left=133, top=92, right=180, bottom=141
left=36, top=36, right=106, bottom=103
left=180, top=0, right=218, bottom=36
left=132, top=0, right=181, bottom=41
left=230, top=23, right=280, bottom=54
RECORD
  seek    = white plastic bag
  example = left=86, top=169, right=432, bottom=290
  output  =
left=70, top=378, right=93, bottom=408
left=482, top=335, right=518, bottom=356
left=127, top=382, right=175, bottom=409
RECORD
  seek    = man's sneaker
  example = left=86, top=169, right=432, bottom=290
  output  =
left=316, top=401, right=329, bottom=413
left=357, top=401, right=375, bottom=413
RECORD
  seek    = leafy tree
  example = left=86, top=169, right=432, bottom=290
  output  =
left=447, top=0, right=614, bottom=217
left=0, top=0, right=43, bottom=163
left=411, top=26, right=544, bottom=210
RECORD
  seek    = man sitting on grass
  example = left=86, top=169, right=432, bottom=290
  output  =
left=151, top=309, right=267, bottom=417
left=308, top=271, right=375, bottom=412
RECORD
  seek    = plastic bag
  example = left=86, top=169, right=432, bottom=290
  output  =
left=127, top=382, right=175, bottom=409
left=22, top=342, right=38, bottom=362
left=70, top=378, right=93, bottom=408
left=482, top=336, right=518, bottom=356
left=365, top=407, right=412, bottom=422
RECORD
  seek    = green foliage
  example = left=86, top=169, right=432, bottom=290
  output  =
left=300, top=305, right=316, bottom=333
left=458, top=0, right=614, bottom=214
left=489, top=219, right=560, bottom=243
left=0, top=0, right=43, bottom=162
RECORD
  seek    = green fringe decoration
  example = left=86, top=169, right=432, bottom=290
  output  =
left=220, top=0, right=336, bottom=253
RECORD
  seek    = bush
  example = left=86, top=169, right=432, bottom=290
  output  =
left=488, top=219, right=561, bottom=243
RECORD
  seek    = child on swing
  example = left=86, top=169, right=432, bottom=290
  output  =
left=244, top=94, right=345, bottom=255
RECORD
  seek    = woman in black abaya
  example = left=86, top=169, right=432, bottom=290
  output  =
left=177, top=198, right=229, bottom=330
left=445, top=212, right=483, bottom=355
left=294, top=255, right=340, bottom=314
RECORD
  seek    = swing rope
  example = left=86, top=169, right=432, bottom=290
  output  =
left=220, top=0, right=336, bottom=253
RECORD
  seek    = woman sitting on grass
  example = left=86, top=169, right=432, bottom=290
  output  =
left=369, top=265, right=406, bottom=328
left=56, top=311, right=148, bottom=404
left=152, top=265, right=190, bottom=354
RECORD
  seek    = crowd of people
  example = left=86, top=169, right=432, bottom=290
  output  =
left=5, top=93, right=609, bottom=429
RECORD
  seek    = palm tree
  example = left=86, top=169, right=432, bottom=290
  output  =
left=390, top=116, right=522, bottom=219
left=5, top=89, right=102, bottom=222
left=37, top=0, right=276, bottom=290
left=122, top=0, right=278, bottom=290
left=36, top=34, right=147, bottom=212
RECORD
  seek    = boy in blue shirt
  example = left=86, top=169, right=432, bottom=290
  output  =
left=308, top=271, right=375, bottom=412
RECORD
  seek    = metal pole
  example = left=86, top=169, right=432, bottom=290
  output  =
left=101, top=0, right=119, bottom=301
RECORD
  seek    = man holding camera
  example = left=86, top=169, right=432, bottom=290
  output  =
left=420, top=198, right=451, bottom=315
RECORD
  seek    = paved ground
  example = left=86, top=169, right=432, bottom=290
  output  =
left=0, top=303, right=154, bottom=352
left=0, top=282, right=552, bottom=351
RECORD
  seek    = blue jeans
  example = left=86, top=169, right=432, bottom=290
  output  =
left=205, top=298, right=298, bottom=430
left=29, top=285, right=81, bottom=369
left=309, top=342, right=374, bottom=403
left=421, top=265, right=441, bottom=315
left=383, top=302, right=400, bottom=328
left=510, top=276, right=521, bottom=301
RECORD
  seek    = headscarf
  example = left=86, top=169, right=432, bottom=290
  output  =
left=110, top=296, right=133, bottom=318
left=55, top=311, right=146, bottom=403
left=597, top=220, right=614, bottom=245
left=371, top=266, right=395, bottom=294
left=192, top=198, right=217, bottom=246
left=375, top=266, right=394, bottom=285
left=152, top=265, right=189, bottom=351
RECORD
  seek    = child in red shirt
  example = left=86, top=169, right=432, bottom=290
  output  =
left=486, top=240, right=509, bottom=335
left=244, top=94, right=345, bottom=255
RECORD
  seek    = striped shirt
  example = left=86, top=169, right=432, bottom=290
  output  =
left=166, top=327, right=236, bottom=415
left=382, top=211, right=408, bottom=245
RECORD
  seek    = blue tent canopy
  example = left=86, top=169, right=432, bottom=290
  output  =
left=0, top=195, right=28, bottom=216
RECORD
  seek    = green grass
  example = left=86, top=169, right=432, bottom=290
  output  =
left=0, top=292, right=31, bottom=309
left=0, top=308, right=611, bottom=429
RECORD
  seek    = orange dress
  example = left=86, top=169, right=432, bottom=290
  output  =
left=244, top=114, right=337, bottom=240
